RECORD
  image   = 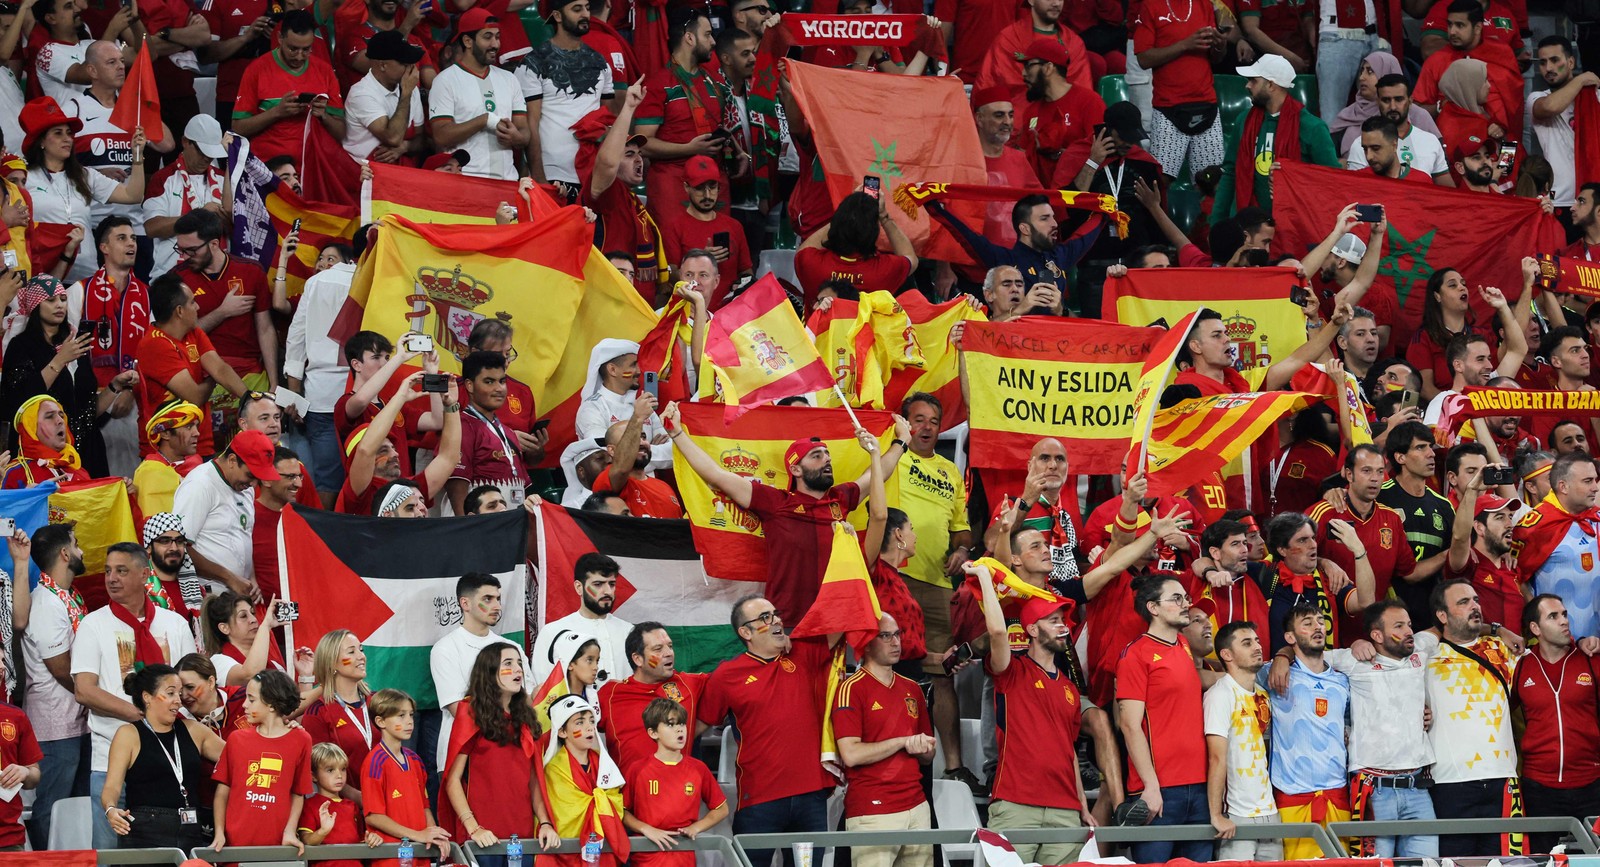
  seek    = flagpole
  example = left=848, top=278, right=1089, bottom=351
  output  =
left=833, top=382, right=862, bottom=428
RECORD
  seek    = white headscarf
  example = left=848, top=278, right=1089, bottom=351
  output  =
left=543, top=694, right=624, bottom=790
left=582, top=339, right=641, bottom=400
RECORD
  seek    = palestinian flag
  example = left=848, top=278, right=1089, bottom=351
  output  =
left=279, top=506, right=529, bottom=708
left=534, top=502, right=746, bottom=673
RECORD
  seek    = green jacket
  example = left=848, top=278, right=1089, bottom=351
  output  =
left=1212, top=105, right=1340, bottom=223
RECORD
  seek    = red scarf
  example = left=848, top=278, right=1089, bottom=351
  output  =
left=1513, top=494, right=1600, bottom=584
left=894, top=183, right=1129, bottom=238
left=1234, top=96, right=1304, bottom=209
left=81, top=268, right=150, bottom=385
left=110, top=601, right=166, bottom=670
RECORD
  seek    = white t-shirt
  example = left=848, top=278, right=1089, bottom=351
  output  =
left=1427, top=635, right=1519, bottom=783
left=26, top=164, right=118, bottom=284
left=429, top=64, right=524, bottom=181
left=1203, top=675, right=1276, bottom=818
left=33, top=39, right=89, bottom=105
left=530, top=610, right=634, bottom=687
left=0, top=68, right=22, bottom=161
left=1327, top=630, right=1438, bottom=772
left=173, top=461, right=255, bottom=593
left=344, top=72, right=424, bottom=164
left=1344, top=125, right=1449, bottom=177
left=429, top=625, right=532, bottom=768
left=515, top=41, right=612, bottom=184
left=142, top=165, right=223, bottom=279
left=69, top=604, right=197, bottom=770
left=1530, top=86, right=1592, bottom=207
left=23, top=590, right=87, bottom=743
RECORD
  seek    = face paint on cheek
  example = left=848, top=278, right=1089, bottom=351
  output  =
left=754, top=622, right=772, bottom=634
left=477, top=600, right=493, bottom=614
left=646, top=653, right=662, bottom=668
left=340, top=657, right=354, bottom=666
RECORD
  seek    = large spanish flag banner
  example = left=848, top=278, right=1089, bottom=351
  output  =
left=700, top=275, right=834, bottom=420
left=353, top=165, right=657, bottom=465
left=1272, top=161, right=1564, bottom=336
left=1106, top=267, right=1307, bottom=389
left=1145, top=391, right=1318, bottom=498
left=52, top=477, right=137, bottom=610
left=964, top=318, right=1162, bottom=475
left=784, top=60, right=986, bottom=264
left=672, top=403, right=895, bottom=583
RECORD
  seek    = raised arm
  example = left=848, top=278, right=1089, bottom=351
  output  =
left=1483, top=283, right=1527, bottom=375
left=661, top=401, right=753, bottom=508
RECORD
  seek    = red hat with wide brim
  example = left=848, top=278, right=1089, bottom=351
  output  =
left=20, top=97, right=81, bottom=154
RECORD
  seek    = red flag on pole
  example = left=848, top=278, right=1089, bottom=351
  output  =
left=109, top=43, right=162, bottom=145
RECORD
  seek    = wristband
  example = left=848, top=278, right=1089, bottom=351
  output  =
left=1353, top=553, right=1367, bottom=560
left=1084, top=159, right=1100, bottom=170
left=1015, top=499, right=1032, bottom=514
left=1113, top=513, right=1139, bottom=532
left=890, top=438, right=907, bottom=450
left=444, top=404, right=460, bottom=413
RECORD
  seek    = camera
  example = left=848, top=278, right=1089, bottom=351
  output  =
left=274, top=600, right=299, bottom=622
left=1482, top=466, right=1519, bottom=487
left=404, top=333, right=433, bottom=354
left=421, top=373, right=451, bottom=393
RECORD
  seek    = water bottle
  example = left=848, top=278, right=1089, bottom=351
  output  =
left=397, top=836, right=414, bottom=867
left=507, top=834, right=524, bottom=867
left=582, top=832, right=603, bottom=865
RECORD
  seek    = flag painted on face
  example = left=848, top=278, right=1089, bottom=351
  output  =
left=963, top=318, right=1162, bottom=475
left=671, top=403, right=896, bottom=584
left=533, top=502, right=746, bottom=674
left=279, top=505, right=528, bottom=708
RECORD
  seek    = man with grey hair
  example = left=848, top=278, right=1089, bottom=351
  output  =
left=469, top=317, right=546, bottom=464
left=981, top=265, right=1029, bottom=323
left=1336, top=307, right=1381, bottom=381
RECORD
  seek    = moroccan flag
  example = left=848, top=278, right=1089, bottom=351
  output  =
left=964, top=318, right=1162, bottom=474
left=227, top=137, right=358, bottom=303
left=1575, top=86, right=1600, bottom=192
left=671, top=403, right=895, bottom=583
left=280, top=506, right=528, bottom=708
left=784, top=60, right=986, bottom=264
left=351, top=212, right=592, bottom=413
left=1145, top=391, right=1318, bottom=499
left=790, top=522, right=883, bottom=650
left=29, top=222, right=77, bottom=278
left=109, top=43, right=161, bottom=145
left=533, top=502, right=747, bottom=673
left=358, top=162, right=657, bottom=467
left=1272, top=161, right=1565, bottom=334
left=700, top=275, right=834, bottom=420
left=882, top=291, right=986, bottom=430
left=51, top=478, right=136, bottom=609
left=1128, top=310, right=1199, bottom=473
left=1105, top=267, right=1308, bottom=389
left=636, top=295, right=696, bottom=404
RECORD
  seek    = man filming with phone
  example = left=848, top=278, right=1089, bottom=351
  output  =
left=231, top=10, right=346, bottom=165
left=591, top=390, right=683, bottom=519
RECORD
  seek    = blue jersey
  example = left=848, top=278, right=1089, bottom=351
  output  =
left=1258, top=659, right=1350, bottom=795
left=1535, top=523, right=1600, bottom=639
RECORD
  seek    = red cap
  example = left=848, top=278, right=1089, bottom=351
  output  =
left=684, top=154, right=721, bottom=187
left=1021, top=38, right=1070, bottom=69
left=784, top=437, right=826, bottom=489
left=970, top=85, right=1013, bottom=110
left=1474, top=493, right=1523, bottom=516
left=1020, top=596, right=1074, bottom=630
left=227, top=430, right=281, bottom=481
left=421, top=149, right=470, bottom=171
left=1451, top=121, right=1496, bottom=162
left=457, top=6, right=499, bottom=35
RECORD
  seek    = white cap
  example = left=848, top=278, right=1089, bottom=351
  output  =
left=1237, top=55, right=1296, bottom=89
left=183, top=115, right=227, bottom=160
left=1331, top=233, right=1367, bottom=265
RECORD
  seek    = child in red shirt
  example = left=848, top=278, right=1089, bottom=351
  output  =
left=361, top=689, right=451, bottom=867
left=623, top=699, right=728, bottom=867
left=299, top=743, right=366, bottom=867
left=210, top=670, right=316, bottom=854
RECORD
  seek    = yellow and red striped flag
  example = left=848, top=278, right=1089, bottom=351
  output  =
left=636, top=295, right=696, bottom=404
left=700, top=275, right=834, bottom=420
left=791, top=522, right=883, bottom=650
left=671, top=403, right=894, bottom=583
left=1129, top=310, right=1199, bottom=474
left=809, top=291, right=925, bottom=410
left=1145, top=391, right=1317, bottom=499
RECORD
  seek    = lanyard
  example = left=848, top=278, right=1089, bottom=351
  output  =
left=142, top=720, right=190, bottom=807
left=465, top=405, right=524, bottom=478
left=339, top=696, right=373, bottom=746
left=1105, top=161, right=1127, bottom=203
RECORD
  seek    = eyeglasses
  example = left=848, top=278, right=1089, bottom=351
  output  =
left=1163, top=593, right=1192, bottom=605
left=174, top=241, right=207, bottom=257
left=244, top=390, right=273, bottom=403
left=151, top=535, right=188, bottom=546
left=740, top=610, right=782, bottom=629
left=876, top=630, right=902, bottom=642
left=499, top=347, right=518, bottom=364
left=742, top=4, right=771, bottom=13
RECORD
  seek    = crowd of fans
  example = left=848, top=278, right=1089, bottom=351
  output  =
left=0, top=0, right=1597, bottom=860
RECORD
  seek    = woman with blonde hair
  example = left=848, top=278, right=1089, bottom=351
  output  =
left=300, top=629, right=377, bottom=802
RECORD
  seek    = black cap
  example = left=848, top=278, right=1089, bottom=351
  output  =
left=366, top=29, right=425, bottom=64
left=1103, top=101, right=1147, bottom=143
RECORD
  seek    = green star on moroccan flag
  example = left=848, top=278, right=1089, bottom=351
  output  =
left=867, top=139, right=904, bottom=182
left=1378, top=224, right=1437, bottom=306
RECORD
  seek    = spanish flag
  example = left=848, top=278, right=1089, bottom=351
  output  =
left=51, top=478, right=136, bottom=610
left=883, top=291, right=987, bottom=429
left=1105, top=267, right=1307, bottom=389
left=671, top=403, right=895, bottom=583
left=1128, top=310, right=1199, bottom=473
left=636, top=294, right=696, bottom=404
left=357, top=162, right=656, bottom=466
left=699, top=275, right=833, bottom=421
left=228, top=137, right=359, bottom=304
left=1145, top=390, right=1318, bottom=499
left=810, top=291, right=925, bottom=410
left=790, top=523, right=883, bottom=651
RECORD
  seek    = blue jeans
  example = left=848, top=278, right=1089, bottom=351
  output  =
left=28, top=734, right=87, bottom=849
left=303, top=411, right=345, bottom=495
left=89, top=769, right=125, bottom=850
left=734, top=789, right=829, bottom=867
left=1129, top=782, right=1214, bottom=864
left=1316, top=32, right=1381, bottom=122
left=1369, top=783, right=1438, bottom=857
